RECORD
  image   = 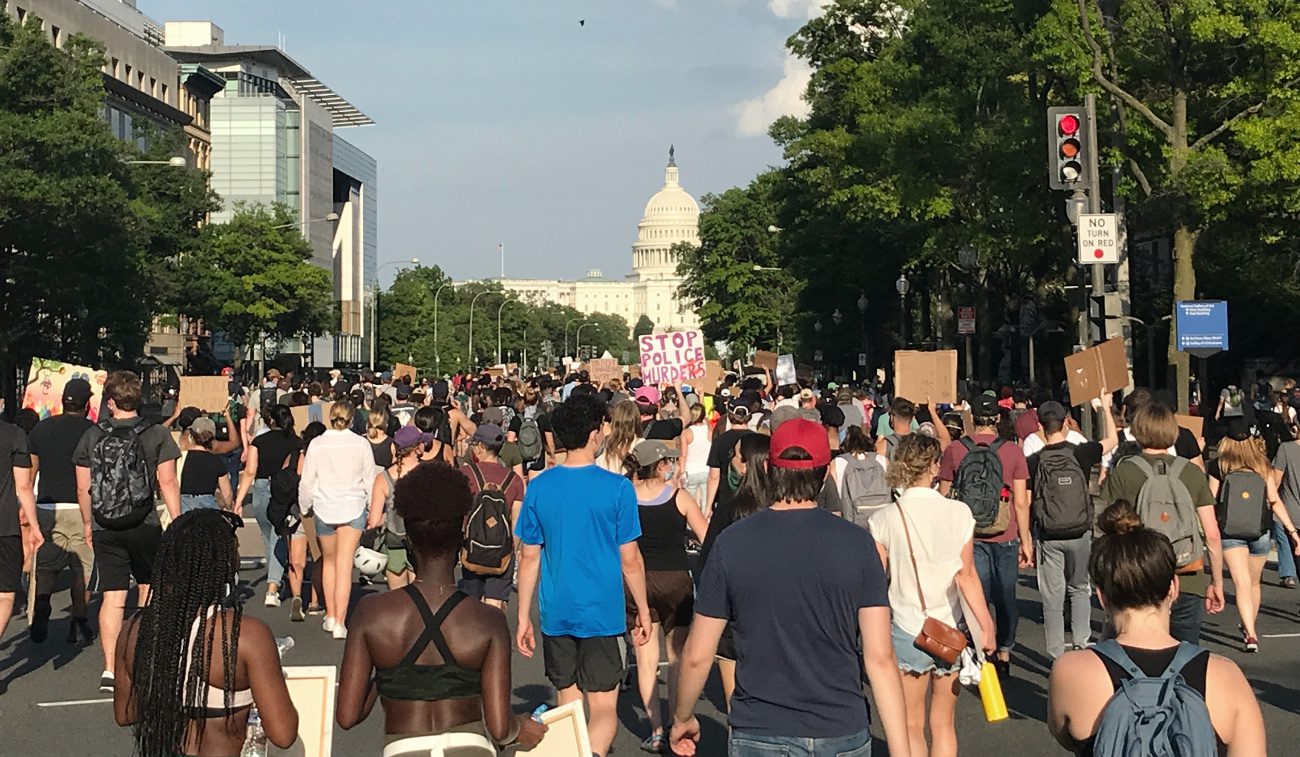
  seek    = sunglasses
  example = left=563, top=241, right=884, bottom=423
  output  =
left=217, top=509, right=243, bottom=534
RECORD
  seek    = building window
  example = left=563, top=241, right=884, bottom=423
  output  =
left=16, top=7, right=24, bottom=24
left=50, top=25, right=60, bottom=47
left=124, top=63, right=132, bottom=82
left=149, top=77, right=156, bottom=98
left=111, top=58, right=119, bottom=78
left=161, top=82, right=168, bottom=105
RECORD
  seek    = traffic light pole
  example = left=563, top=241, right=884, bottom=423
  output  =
left=1085, top=94, right=1105, bottom=440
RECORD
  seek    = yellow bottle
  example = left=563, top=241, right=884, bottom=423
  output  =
left=979, top=661, right=1009, bottom=722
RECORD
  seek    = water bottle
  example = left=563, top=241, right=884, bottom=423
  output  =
left=530, top=704, right=550, bottom=723
left=275, top=635, right=295, bottom=659
left=978, top=661, right=1009, bottom=722
left=240, top=709, right=267, bottom=757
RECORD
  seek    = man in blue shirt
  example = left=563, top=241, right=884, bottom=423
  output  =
left=670, top=418, right=910, bottom=757
left=516, top=393, right=650, bottom=757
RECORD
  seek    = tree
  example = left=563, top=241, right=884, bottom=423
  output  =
left=633, top=315, right=655, bottom=338
left=1037, top=0, right=1300, bottom=408
left=175, top=204, right=334, bottom=368
left=0, top=13, right=218, bottom=410
left=677, top=172, right=801, bottom=360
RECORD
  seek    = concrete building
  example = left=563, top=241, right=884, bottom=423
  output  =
left=164, top=22, right=378, bottom=367
left=486, top=149, right=701, bottom=343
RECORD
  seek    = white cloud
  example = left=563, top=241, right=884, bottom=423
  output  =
left=733, top=1, right=828, bottom=136
left=735, top=54, right=812, bottom=136
left=767, top=0, right=831, bottom=20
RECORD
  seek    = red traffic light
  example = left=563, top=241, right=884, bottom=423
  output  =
left=1058, top=114, right=1080, bottom=136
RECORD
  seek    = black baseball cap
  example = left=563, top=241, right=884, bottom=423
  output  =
left=62, top=378, right=92, bottom=406
left=1037, top=401, right=1068, bottom=425
left=972, top=394, right=1001, bottom=417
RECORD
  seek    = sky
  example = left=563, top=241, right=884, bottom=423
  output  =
left=143, top=0, right=829, bottom=284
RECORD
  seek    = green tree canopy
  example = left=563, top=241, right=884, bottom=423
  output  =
left=633, top=315, right=655, bottom=338
left=175, top=204, right=333, bottom=367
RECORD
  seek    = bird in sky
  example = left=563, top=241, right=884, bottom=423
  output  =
left=579, top=19, right=585, bottom=27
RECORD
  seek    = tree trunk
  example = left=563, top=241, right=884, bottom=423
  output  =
left=1167, top=90, right=1196, bottom=413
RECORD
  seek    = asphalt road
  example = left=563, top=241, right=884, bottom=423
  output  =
left=3, top=553, right=1300, bottom=756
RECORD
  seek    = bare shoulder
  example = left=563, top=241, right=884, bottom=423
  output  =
left=1205, top=652, right=1250, bottom=689
left=1051, top=647, right=1106, bottom=682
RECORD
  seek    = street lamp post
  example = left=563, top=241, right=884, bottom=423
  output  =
left=857, top=292, right=869, bottom=382
left=575, top=322, right=599, bottom=361
left=372, top=258, right=420, bottom=370
left=432, top=281, right=459, bottom=376
left=497, top=297, right=519, bottom=365
left=563, top=317, right=584, bottom=359
left=896, top=275, right=911, bottom=348
left=467, top=290, right=494, bottom=371
left=272, top=212, right=339, bottom=231
left=124, top=156, right=188, bottom=168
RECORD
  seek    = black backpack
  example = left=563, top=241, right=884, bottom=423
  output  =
left=430, top=404, right=455, bottom=447
left=952, top=437, right=1009, bottom=536
left=1215, top=470, right=1270, bottom=540
left=460, top=463, right=516, bottom=576
left=1108, top=437, right=1143, bottom=472
left=1033, top=445, right=1092, bottom=540
left=89, top=419, right=155, bottom=530
left=259, top=386, right=278, bottom=416
left=267, top=451, right=301, bottom=537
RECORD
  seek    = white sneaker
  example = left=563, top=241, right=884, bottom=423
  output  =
left=264, top=593, right=281, bottom=608
left=332, top=624, right=347, bottom=640
left=323, top=616, right=336, bottom=633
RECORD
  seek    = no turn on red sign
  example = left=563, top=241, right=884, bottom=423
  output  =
left=1077, top=213, right=1120, bottom=264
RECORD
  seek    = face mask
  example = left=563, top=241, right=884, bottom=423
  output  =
left=665, top=463, right=677, bottom=480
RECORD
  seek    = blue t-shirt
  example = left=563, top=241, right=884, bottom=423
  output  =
left=515, top=464, right=640, bottom=638
left=696, top=507, right=889, bottom=739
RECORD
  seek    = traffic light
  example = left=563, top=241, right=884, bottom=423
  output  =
left=1047, top=106, right=1089, bottom=191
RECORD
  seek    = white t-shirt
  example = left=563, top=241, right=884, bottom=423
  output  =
left=868, top=487, right=975, bottom=637
left=1022, top=428, right=1088, bottom=457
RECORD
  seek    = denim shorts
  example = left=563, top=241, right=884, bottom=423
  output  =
left=1221, top=532, right=1271, bottom=556
left=315, top=510, right=366, bottom=536
left=892, top=622, right=959, bottom=676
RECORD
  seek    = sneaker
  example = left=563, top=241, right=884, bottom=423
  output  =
left=30, top=594, right=52, bottom=644
left=99, top=670, right=114, bottom=693
left=1245, top=636, right=1259, bottom=653
left=306, top=604, right=325, bottom=616
left=332, top=624, right=348, bottom=640
left=1282, top=576, right=1298, bottom=589
left=289, top=597, right=305, bottom=622
left=323, top=616, right=336, bottom=633
left=264, top=593, right=281, bottom=608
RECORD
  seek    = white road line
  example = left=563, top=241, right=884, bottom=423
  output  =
left=1261, top=632, right=1300, bottom=638
left=36, top=697, right=114, bottom=708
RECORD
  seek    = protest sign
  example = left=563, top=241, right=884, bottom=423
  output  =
left=775, top=354, right=797, bottom=386
left=22, top=358, right=108, bottom=422
left=587, top=358, right=621, bottom=387
left=894, top=350, right=958, bottom=405
left=1175, top=414, right=1204, bottom=439
left=1064, top=339, right=1129, bottom=405
left=702, top=360, right=725, bottom=393
left=753, top=350, right=778, bottom=371
left=638, top=330, right=706, bottom=386
left=179, top=376, right=229, bottom=413
left=290, top=401, right=332, bottom=433
left=392, top=363, right=417, bottom=382
left=518, top=700, right=592, bottom=756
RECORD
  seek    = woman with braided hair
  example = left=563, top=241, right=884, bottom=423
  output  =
left=368, top=425, right=430, bottom=590
left=113, top=508, right=297, bottom=756
left=337, top=462, right=546, bottom=751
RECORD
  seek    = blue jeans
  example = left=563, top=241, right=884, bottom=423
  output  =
left=180, top=494, right=217, bottom=513
left=245, top=479, right=286, bottom=589
left=730, top=728, right=870, bottom=757
left=973, top=539, right=1020, bottom=653
left=1170, top=588, right=1204, bottom=644
left=1273, top=518, right=1297, bottom=580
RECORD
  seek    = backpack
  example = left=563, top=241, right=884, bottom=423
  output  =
left=883, top=432, right=901, bottom=462
left=1215, top=470, right=1270, bottom=540
left=1226, top=386, right=1243, bottom=407
left=1125, top=456, right=1203, bottom=571
left=1032, top=445, right=1092, bottom=540
left=517, top=415, right=544, bottom=461
left=1090, top=640, right=1216, bottom=757
left=430, top=404, right=455, bottom=446
left=267, top=451, right=301, bottom=537
left=1108, top=437, right=1143, bottom=472
left=460, top=463, right=517, bottom=576
left=258, top=386, right=278, bottom=415
left=952, top=437, right=1011, bottom=536
left=381, top=469, right=407, bottom=549
left=839, top=454, right=893, bottom=526
left=89, top=420, right=156, bottom=530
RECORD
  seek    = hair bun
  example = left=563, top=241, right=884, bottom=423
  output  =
left=1098, top=499, right=1142, bottom=536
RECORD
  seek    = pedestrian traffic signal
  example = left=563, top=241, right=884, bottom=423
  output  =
left=1047, top=106, right=1089, bottom=191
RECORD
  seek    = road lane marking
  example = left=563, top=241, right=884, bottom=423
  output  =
left=37, top=697, right=114, bottom=707
left=1261, top=632, right=1300, bottom=638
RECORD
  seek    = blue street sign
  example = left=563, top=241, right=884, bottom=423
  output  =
left=1175, top=300, right=1229, bottom=356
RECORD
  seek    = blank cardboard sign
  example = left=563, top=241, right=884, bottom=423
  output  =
left=753, top=350, right=778, bottom=371
left=894, top=350, right=958, bottom=405
left=1065, top=339, right=1129, bottom=405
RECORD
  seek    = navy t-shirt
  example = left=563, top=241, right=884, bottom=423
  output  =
left=695, top=507, right=889, bottom=738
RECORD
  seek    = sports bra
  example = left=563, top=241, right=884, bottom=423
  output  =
left=183, top=608, right=254, bottom=712
left=374, top=587, right=482, bottom=702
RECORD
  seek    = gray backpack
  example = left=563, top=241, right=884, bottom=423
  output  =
left=883, top=433, right=901, bottom=462
left=1215, top=470, right=1270, bottom=540
left=89, top=420, right=155, bottom=530
left=382, top=470, right=406, bottom=549
left=1091, top=640, right=1216, bottom=757
left=839, top=454, right=892, bottom=526
left=1126, top=456, right=1203, bottom=570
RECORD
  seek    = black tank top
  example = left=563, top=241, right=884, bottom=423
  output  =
left=637, top=487, right=688, bottom=572
left=371, top=438, right=394, bottom=468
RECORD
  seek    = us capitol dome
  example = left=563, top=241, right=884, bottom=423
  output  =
left=488, top=147, right=702, bottom=348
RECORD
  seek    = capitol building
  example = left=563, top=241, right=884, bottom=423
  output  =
left=487, top=149, right=702, bottom=335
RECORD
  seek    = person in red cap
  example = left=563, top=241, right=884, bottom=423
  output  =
left=670, top=419, right=909, bottom=757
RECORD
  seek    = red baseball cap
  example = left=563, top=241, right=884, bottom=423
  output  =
left=769, top=418, right=832, bottom=469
